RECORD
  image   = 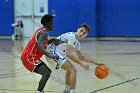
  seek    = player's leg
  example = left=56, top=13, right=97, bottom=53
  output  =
left=63, top=71, right=70, bottom=93
left=15, top=34, right=18, bottom=40
left=65, top=71, right=70, bottom=87
left=45, top=56, right=76, bottom=93
left=34, top=62, right=52, bottom=93
left=46, top=48, right=76, bottom=93
left=61, top=61, right=77, bottom=93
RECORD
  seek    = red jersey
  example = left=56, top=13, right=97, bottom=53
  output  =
left=21, top=27, right=48, bottom=69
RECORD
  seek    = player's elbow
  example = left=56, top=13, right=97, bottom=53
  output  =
left=66, top=52, right=72, bottom=58
left=66, top=52, right=69, bottom=57
left=37, top=44, right=43, bottom=51
left=78, top=57, right=83, bottom=61
left=37, top=44, right=41, bottom=49
left=79, top=56, right=84, bottom=61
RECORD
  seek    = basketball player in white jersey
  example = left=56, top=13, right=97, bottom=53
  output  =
left=46, top=23, right=102, bottom=93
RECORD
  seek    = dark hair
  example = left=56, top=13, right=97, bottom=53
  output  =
left=17, top=20, right=24, bottom=28
left=79, top=23, right=90, bottom=32
left=41, top=14, right=53, bottom=26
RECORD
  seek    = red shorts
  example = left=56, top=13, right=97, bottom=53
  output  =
left=21, top=58, right=42, bottom=72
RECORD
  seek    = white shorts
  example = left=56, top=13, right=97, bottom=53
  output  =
left=46, top=45, right=67, bottom=69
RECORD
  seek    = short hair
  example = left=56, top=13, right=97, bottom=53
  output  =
left=41, top=14, right=53, bottom=26
left=79, top=23, right=90, bottom=33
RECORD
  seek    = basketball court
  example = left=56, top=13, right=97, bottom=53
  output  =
left=0, top=39, right=140, bottom=93
left=1, top=0, right=140, bottom=93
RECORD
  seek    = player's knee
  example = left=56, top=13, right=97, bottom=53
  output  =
left=43, top=72, right=51, bottom=78
left=43, top=70, right=52, bottom=77
left=70, top=68, right=77, bottom=74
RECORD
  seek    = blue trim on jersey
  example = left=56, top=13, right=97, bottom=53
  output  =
left=76, top=41, right=80, bottom=47
left=59, top=32, right=75, bottom=44
left=54, top=46, right=66, bottom=60
left=49, top=43, right=54, bottom=49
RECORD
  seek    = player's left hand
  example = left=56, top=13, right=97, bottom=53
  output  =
left=50, top=55, right=59, bottom=60
left=48, top=38, right=60, bottom=45
left=53, top=39, right=60, bottom=46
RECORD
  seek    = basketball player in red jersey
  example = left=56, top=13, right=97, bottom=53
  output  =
left=21, top=14, right=59, bottom=93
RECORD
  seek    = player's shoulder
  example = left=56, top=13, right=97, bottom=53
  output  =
left=67, top=32, right=75, bottom=35
left=34, top=27, right=46, bottom=34
left=65, top=32, right=75, bottom=37
left=35, top=27, right=45, bottom=31
left=35, top=29, right=48, bottom=39
left=66, top=32, right=77, bottom=42
left=36, top=29, right=46, bottom=36
left=58, top=32, right=74, bottom=38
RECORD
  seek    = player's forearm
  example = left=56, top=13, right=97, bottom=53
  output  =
left=80, top=56, right=100, bottom=65
left=66, top=53, right=83, bottom=65
left=89, top=60, right=100, bottom=65
left=38, top=45, right=52, bottom=58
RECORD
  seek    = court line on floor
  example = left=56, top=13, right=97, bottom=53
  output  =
left=0, top=89, right=56, bottom=92
left=89, top=77, right=140, bottom=93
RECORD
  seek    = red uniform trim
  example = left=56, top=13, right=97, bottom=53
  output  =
left=21, top=27, right=48, bottom=72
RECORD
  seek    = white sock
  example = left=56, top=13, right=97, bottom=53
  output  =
left=70, top=90, right=76, bottom=93
left=64, top=84, right=70, bottom=91
left=35, top=91, right=43, bottom=93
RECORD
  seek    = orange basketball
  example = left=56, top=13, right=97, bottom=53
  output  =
left=95, top=65, right=109, bottom=79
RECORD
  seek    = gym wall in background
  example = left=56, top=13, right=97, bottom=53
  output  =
left=1, top=0, right=140, bottom=37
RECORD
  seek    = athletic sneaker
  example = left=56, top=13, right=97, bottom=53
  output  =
left=35, top=91, right=44, bottom=93
left=63, top=90, right=70, bottom=93
left=70, top=90, right=76, bottom=93
left=70, top=92, right=75, bottom=93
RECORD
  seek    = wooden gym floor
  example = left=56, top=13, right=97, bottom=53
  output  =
left=0, top=38, right=140, bottom=93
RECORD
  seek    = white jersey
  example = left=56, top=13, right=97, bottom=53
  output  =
left=46, top=32, right=80, bottom=67
left=47, top=32, right=80, bottom=55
